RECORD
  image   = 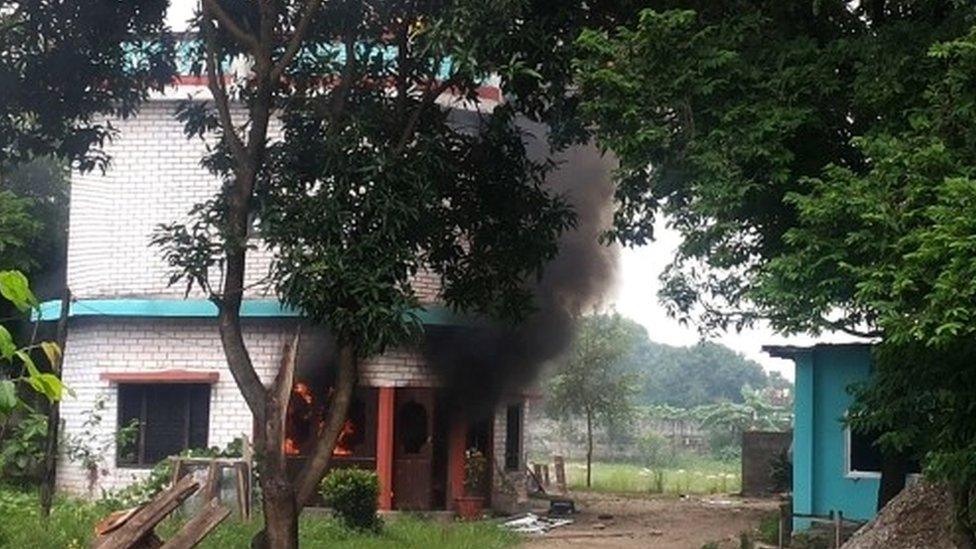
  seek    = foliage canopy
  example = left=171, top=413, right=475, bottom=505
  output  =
left=0, top=0, right=173, bottom=171
left=575, top=0, right=976, bottom=534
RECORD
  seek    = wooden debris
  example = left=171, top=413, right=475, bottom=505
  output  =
left=553, top=455, right=567, bottom=494
left=94, top=475, right=200, bottom=549
left=160, top=498, right=231, bottom=549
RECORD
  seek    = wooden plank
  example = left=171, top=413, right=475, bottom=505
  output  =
left=160, top=497, right=231, bottom=549
left=95, top=475, right=200, bottom=549
left=205, top=461, right=220, bottom=501
left=553, top=455, right=567, bottom=494
left=169, top=457, right=246, bottom=466
left=234, top=462, right=249, bottom=520
left=171, top=458, right=183, bottom=487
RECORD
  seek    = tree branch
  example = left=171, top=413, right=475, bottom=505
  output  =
left=823, top=318, right=882, bottom=339
left=216, top=304, right=268, bottom=424
left=393, top=78, right=455, bottom=155
left=201, top=9, right=248, bottom=168
left=201, top=0, right=260, bottom=52
left=295, top=343, right=358, bottom=507
left=271, top=0, right=326, bottom=82
left=271, top=329, right=300, bottom=416
left=328, top=31, right=358, bottom=119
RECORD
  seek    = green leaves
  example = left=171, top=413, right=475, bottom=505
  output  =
left=0, top=270, right=37, bottom=312
left=0, top=270, right=68, bottom=407
left=16, top=349, right=65, bottom=402
left=0, top=380, right=17, bottom=414
left=0, top=325, right=15, bottom=360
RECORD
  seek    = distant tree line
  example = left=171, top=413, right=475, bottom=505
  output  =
left=622, top=337, right=791, bottom=409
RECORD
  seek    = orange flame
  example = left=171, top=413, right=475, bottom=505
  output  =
left=333, top=419, right=355, bottom=456
left=284, top=437, right=300, bottom=456
left=284, top=380, right=359, bottom=458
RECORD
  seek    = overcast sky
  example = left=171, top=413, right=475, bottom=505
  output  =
left=608, top=220, right=866, bottom=381
left=165, top=2, right=867, bottom=380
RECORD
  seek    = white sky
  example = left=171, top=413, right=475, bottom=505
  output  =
left=168, top=1, right=195, bottom=30
left=166, top=1, right=864, bottom=381
left=608, top=219, right=864, bottom=381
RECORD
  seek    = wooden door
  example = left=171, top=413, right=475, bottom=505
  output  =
left=393, top=388, right=435, bottom=510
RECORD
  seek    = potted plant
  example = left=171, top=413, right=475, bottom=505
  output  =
left=455, top=448, right=488, bottom=520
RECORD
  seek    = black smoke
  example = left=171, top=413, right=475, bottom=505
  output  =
left=424, top=121, right=617, bottom=413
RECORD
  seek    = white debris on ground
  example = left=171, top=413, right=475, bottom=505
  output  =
left=502, top=513, right=575, bottom=535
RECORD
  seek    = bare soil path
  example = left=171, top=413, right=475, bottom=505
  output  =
left=522, top=492, right=779, bottom=548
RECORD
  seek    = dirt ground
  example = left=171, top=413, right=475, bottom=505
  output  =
left=521, top=491, right=779, bottom=549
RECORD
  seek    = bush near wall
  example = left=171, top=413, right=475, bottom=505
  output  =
left=321, top=468, right=380, bottom=531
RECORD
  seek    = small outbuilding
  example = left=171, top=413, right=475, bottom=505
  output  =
left=764, top=343, right=890, bottom=530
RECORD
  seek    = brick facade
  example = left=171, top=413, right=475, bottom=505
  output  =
left=57, top=99, right=520, bottom=507
left=491, top=397, right=529, bottom=513
left=56, top=317, right=447, bottom=495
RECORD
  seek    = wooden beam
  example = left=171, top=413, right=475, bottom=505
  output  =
left=375, top=387, right=395, bottom=510
left=160, top=497, right=231, bottom=549
left=94, top=475, right=200, bottom=549
left=448, top=418, right=467, bottom=509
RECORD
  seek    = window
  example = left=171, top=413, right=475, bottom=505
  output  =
left=117, top=384, right=211, bottom=467
left=397, top=401, right=429, bottom=455
left=846, top=427, right=922, bottom=479
left=846, top=428, right=883, bottom=477
left=504, top=403, right=523, bottom=471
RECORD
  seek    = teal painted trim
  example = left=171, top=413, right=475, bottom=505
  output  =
left=792, top=350, right=815, bottom=531
left=35, top=298, right=466, bottom=326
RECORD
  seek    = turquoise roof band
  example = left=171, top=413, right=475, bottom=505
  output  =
left=35, top=298, right=466, bottom=326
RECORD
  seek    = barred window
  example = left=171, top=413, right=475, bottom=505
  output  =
left=117, top=384, right=210, bottom=466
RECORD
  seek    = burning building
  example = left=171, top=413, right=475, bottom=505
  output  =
left=45, top=78, right=614, bottom=511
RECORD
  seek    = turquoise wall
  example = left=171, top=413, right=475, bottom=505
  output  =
left=792, top=344, right=879, bottom=529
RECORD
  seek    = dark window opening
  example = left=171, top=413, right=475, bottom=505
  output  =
left=397, top=401, right=429, bottom=455
left=505, top=403, right=522, bottom=471
left=849, top=428, right=922, bottom=475
left=850, top=429, right=883, bottom=473
left=117, top=383, right=210, bottom=467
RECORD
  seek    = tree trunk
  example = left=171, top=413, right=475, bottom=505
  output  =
left=40, top=287, right=70, bottom=516
left=295, top=344, right=358, bottom=507
left=254, top=476, right=299, bottom=549
left=585, top=408, right=593, bottom=489
left=251, top=335, right=300, bottom=549
left=877, top=451, right=910, bottom=510
left=248, top=339, right=358, bottom=548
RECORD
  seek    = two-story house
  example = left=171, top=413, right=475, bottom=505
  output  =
left=39, top=74, right=582, bottom=513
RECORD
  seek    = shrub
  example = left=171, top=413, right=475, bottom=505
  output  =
left=638, top=432, right=673, bottom=468
left=320, top=468, right=379, bottom=530
left=0, top=413, right=47, bottom=485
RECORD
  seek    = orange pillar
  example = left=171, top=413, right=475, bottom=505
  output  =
left=376, top=387, right=395, bottom=510
left=447, top=418, right=467, bottom=509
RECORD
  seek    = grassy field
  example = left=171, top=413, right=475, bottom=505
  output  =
left=0, top=488, right=517, bottom=549
left=563, top=459, right=741, bottom=495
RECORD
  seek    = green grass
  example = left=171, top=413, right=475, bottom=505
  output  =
left=0, top=489, right=518, bottom=549
left=564, top=459, right=741, bottom=495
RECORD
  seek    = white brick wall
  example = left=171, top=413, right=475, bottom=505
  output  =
left=67, top=100, right=441, bottom=304
left=57, top=318, right=286, bottom=495
left=491, top=397, right=529, bottom=512
left=56, top=317, right=445, bottom=496
left=58, top=99, right=454, bottom=497
left=67, top=101, right=276, bottom=300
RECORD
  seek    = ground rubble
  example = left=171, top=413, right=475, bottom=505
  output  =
left=841, top=481, right=961, bottom=549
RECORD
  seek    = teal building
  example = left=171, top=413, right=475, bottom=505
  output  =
left=765, top=343, right=881, bottom=530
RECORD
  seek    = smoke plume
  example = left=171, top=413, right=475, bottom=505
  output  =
left=424, top=120, right=618, bottom=412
